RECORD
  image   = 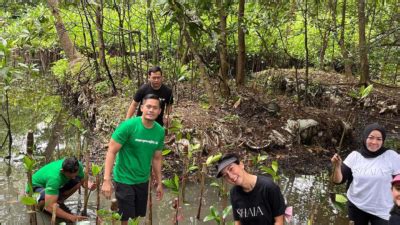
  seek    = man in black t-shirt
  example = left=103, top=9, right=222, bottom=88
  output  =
left=126, top=66, right=173, bottom=126
left=216, top=153, right=286, bottom=225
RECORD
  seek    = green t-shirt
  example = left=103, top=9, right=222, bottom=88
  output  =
left=31, top=159, right=84, bottom=195
left=112, top=116, right=165, bottom=185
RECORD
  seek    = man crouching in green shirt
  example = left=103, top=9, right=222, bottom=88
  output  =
left=101, top=94, right=165, bottom=224
left=29, top=157, right=96, bottom=222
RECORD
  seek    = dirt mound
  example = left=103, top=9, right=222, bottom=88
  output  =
left=167, top=70, right=400, bottom=175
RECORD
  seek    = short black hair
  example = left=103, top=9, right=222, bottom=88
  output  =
left=62, top=157, right=79, bottom=173
left=143, top=94, right=161, bottom=106
left=148, top=66, right=162, bottom=76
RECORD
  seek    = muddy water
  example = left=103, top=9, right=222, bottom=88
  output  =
left=0, top=159, right=349, bottom=225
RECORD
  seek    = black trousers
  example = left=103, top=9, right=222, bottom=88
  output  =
left=348, top=201, right=388, bottom=225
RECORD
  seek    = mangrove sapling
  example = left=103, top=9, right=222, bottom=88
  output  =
left=259, top=160, right=280, bottom=182
left=249, top=154, right=268, bottom=174
left=22, top=153, right=38, bottom=225
left=209, top=179, right=229, bottom=225
left=337, top=84, right=373, bottom=153
left=91, top=163, right=102, bottom=225
left=180, top=141, right=201, bottom=203
left=82, top=150, right=90, bottom=216
left=147, top=168, right=153, bottom=225
left=203, top=205, right=233, bottom=225
left=196, top=163, right=207, bottom=220
left=97, top=208, right=122, bottom=224
left=162, top=174, right=180, bottom=225
left=181, top=143, right=189, bottom=203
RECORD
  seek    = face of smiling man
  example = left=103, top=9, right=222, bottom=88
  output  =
left=140, top=98, right=161, bottom=122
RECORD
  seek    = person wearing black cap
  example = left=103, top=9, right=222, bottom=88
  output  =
left=331, top=123, right=400, bottom=224
left=389, top=174, right=400, bottom=225
left=216, top=153, right=285, bottom=225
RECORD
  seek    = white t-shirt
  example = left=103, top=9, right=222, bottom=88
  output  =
left=344, top=150, right=400, bottom=220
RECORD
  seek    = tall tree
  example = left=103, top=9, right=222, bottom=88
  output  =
left=236, top=0, right=245, bottom=86
left=216, top=0, right=230, bottom=97
left=47, top=0, right=81, bottom=62
left=147, top=0, right=160, bottom=64
left=339, top=0, right=352, bottom=76
left=358, top=0, right=369, bottom=85
left=169, top=0, right=216, bottom=106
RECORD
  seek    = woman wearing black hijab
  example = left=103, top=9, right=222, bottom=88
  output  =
left=331, top=123, right=400, bottom=225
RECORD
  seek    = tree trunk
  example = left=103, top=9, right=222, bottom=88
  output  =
left=44, top=112, right=64, bottom=163
left=95, top=0, right=106, bottom=67
left=358, top=0, right=369, bottom=85
left=304, top=0, right=309, bottom=104
left=147, top=0, right=159, bottom=64
left=183, top=30, right=216, bottom=106
left=216, top=0, right=230, bottom=97
left=47, top=0, right=80, bottom=62
left=170, top=1, right=216, bottom=106
left=339, top=0, right=352, bottom=76
left=236, top=0, right=245, bottom=87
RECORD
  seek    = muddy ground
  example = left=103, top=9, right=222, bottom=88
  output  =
left=162, top=69, right=400, bottom=177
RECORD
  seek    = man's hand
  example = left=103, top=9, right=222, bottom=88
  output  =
left=155, top=183, right=164, bottom=201
left=88, top=180, right=97, bottom=191
left=101, top=179, right=113, bottom=199
left=69, top=214, right=88, bottom=222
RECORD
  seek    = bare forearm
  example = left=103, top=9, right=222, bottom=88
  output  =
left=331, top=165, right=343, bottom=183
left=45, top=203, right=74, bottom=221
left=165, top=105, right=172, bottom=116
left=274, top=215, right=284, bottom=225
left=104, top=150, right=116, bottom=180
left=152, top=155, right=162, bottom=184
left=126, top=101, right=138, bottom=119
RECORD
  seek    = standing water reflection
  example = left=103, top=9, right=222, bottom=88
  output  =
left=0, top=159, right=349, bottom=224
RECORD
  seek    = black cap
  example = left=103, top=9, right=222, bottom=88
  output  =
left=216, top=153, right=239, bottom=178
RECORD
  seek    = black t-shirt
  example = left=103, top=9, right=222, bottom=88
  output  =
left=134, top=83, right=173, bottom=126
left=230, top=175, right=286, bottom=225
left=389, top=205, right=400, bottom=225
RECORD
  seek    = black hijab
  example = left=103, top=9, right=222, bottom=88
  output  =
left=359, top=123, right=388, bottom=158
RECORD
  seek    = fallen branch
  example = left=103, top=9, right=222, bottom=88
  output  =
left=244, top=140, right=271, bottom=151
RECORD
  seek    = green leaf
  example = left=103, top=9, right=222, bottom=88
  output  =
left=112, top=212, right=122, bottom=220
left=23, top=156, right=35, bottom=171
left=206, top=153, right=222, bottom=166
left=222, top=205, right=232, bottom=219
left=271, top=160, right=278, bottom=173
left=203, top=215, right=215, bottom=222
left=210, top=205, right=219, bottom=218
left=174, top=174, right=180, bottom=190
left=162, top=149, right=172, bottom=156
left=21, top=196, right=37, bottom=206
left=97, top=209, right=110, bottom=217
left=260, top=166, right=276, bottom=177
left=91, top=164, right=102, bottom=176
left=188, top=165, right=199, bottom=171
left=210, top=182, right=220, bottom=187
left=335, top=194, right=348, bottom=203
left=258, top=155, right=267, bottom=162
left=360, top=84, right=373, bottom=99
left=190, top=143, right=201, bottom=151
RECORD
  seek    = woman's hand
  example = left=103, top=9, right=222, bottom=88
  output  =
left=330, top=153, right=343, bottom=183
left=331, top=153, right=342, bottom=168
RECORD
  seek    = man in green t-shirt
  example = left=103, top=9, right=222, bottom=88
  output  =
left=30, top=157, right=96, bottom=222
left=101, top=94, right=165, bottom=224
